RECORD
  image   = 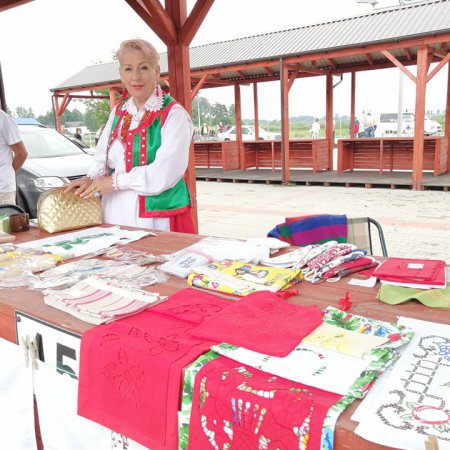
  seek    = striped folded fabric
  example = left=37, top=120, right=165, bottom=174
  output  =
left=267, top=214, right=348, bottom=246
left=43, top=276, right=163, bottom=324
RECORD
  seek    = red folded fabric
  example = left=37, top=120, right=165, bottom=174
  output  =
left=189, top=290, right=323, bottom=357
left=373, top=257, right=446, bottom=287
left=322, top=256, right=379, bottom=279
left=187, top=356, right=342, bottom=450
left=78, top=311, right=213, bottom=450
left=151, top=287, right=232, bottom=324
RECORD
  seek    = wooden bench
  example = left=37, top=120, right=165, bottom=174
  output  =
left=338, top=137, right=449, bottom=175
left=194, top=141, right=240, bottom=171
left=243, top=139, right=330, bottom=172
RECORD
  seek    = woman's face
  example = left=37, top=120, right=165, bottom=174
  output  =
left=119, top=47, right=160, bottom=109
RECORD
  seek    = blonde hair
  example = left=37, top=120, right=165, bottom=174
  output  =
left=116, top=39, right=160, bottom=68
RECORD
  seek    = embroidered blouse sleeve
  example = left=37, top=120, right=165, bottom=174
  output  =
left=114, top=105, right=193, bottom=195
left=86, top=109, right=116, bottom=179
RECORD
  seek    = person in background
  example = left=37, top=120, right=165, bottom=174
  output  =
left=310, top=118, right=320, bottom=139
left=201, top=123, right=209, bottom=140
left=64, top=38, right=195, bottom=233
left=352, top=118, right=360, bottom=136
left=363, top=111, right=377, bottom=138
left=74, top=127, right=82, bottom=141
left=0, top=109, right=28, bottom=205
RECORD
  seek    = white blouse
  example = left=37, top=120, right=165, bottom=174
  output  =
left=88, top=88, right=193, bottom=230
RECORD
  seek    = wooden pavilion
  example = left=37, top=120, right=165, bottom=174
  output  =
left=50, top=0, right=450, bottom=195
left=2, top=0, right=450, bottom=223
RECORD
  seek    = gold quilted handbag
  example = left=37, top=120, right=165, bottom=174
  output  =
left=38, top=187, right=102, bottom=234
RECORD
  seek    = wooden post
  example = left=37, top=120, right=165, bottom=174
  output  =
left=412, top=46, right=428, bottom=190
left=326, top=73, right=334, bottom=170
left=253, top=82, right=259, bottom=141
left=165, top=0, right=198, bottom=231
left=350, top=71, right=356, bottom=139
left=446, top=64, right=450, bottom=139
left=234, top=84, right=243, bottom=169
left=53, top=96, right=61, bottom=132
left=280, top=59, right=290, bottom=183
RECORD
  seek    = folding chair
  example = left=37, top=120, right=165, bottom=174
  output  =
left=267, top=214, right=388, bottom=257
left=347, top=217, right=388, bottom=257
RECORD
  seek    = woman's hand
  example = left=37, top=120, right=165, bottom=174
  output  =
left=64, top=176, right=92, bottom=195
left=78, top=176, right=114, bottom=199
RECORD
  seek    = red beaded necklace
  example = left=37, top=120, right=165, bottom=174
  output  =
left=120, top=110, right=151, bottom=141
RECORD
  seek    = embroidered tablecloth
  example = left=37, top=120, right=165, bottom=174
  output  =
left=187, top=355, right=342, bottom=450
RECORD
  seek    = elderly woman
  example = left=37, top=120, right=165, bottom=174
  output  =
left=65, top=39, right=194, bottom=233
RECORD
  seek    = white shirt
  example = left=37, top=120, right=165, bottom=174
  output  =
left=88, top=88, right=194, bottom=230
left=0, top=109, right=21, bottom=192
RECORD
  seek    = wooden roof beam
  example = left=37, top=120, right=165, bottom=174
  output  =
left=57, top=93, right=71, bottom=116
left=405, top=47, right=413, bottom=60
left=0, top=0, right=33, bottom=12
left=180, top=0, right=214, bottom=45
left=426, top=51, right=450, bottom=82
left=263, top=66, right=275, bottom=75
left=381, top=49, right=416, bottom=83
left=54, top=93, right=109, bottom=100
left=365, top=53, right=374, bottom=65
left=125, top=0, right=176, bottom=45
left=295, top=63, right=326, bottom=75
left=191, top=74, right=208, bottom=99
left=204, top=74, right=236, bottom=86
left=236, top=70, right=247, bottom=79
left=283, top=32, right=450, bottom=65
left=50, top=82, right=123, bottom=95
left=327, top=58, right=337, bottom=69
left=426, top=44, right=447, bottom=59
left=288, top=68, right=299, bottom=91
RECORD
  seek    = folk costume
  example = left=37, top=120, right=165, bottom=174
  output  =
left=88, top=86, right=194, bottom=232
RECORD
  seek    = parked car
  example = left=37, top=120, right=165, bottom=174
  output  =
left=217, top=125, right=280, bottom=141
left=66, top=135, right=96, bottom=155
left=15, top=124, right=94, bottom=218
left=374, top=112, right=443, bottom=137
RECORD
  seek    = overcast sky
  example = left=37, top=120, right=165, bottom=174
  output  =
left=0, top=0, right=447, bottom=120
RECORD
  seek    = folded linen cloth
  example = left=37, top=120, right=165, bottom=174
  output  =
left=377, top=284, right=450, bottom=309
left=189, top=290, right=323, bottom=357
left=78, top=311, right=213, bottom=450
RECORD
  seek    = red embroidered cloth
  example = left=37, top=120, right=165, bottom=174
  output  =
left=151, top=287, right=232, bottom=324
left=78, top=311, right=213, bottom=450
left=187, top=356, right=342, bottom=450
left=189, top=291, right=323, bottom=357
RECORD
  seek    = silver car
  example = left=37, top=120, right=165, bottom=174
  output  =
left=16, top=124, right=93, bottom=217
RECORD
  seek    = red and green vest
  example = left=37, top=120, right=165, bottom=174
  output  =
left=108, top=95, right=191, bottom=218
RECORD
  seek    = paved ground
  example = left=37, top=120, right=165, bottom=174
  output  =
left=196, top=181, right=450, bottom=263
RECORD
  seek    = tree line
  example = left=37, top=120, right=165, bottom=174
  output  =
left=9, top=94, right=446, bottom=134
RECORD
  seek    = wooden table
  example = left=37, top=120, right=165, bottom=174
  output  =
left=1, top=226, right=448, bottom=450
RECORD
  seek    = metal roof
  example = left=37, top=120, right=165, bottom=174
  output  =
left=53, top=0, right=450, bottom=92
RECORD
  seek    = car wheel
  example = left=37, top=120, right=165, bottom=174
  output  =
left=224, top=138, right=230, bottom=141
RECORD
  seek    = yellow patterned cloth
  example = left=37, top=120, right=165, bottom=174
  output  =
left=187, top=259, right=302, bottom=296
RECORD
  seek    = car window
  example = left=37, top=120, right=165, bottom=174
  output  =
left=19, top=127, right=86, bottom=158
left=379, top=114, right=397, bottom=123
left=402, top=113, right=415, bottom=121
